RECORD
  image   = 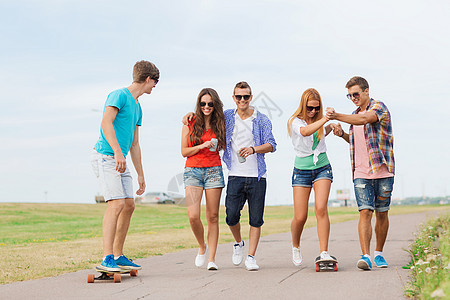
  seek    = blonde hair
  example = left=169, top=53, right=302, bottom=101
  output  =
left=287, top=88, right=324, bottom=139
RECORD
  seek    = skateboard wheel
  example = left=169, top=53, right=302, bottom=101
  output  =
left=87, top=274, right=95, bottom=283
left=315, top=264, right=320, bottom=272
left=333, top=264, right=338, bottom=272
left=113, top=273, right=121, bottom=283
left=130, top=269, right=138, bottom=277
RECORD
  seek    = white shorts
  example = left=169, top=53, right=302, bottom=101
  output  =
left=91, top=149, right=134, bottom=201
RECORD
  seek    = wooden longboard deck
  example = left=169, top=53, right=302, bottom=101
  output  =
left=95, top=266, right=132, bottom=274
left=87, top=267, right=138, bottom=283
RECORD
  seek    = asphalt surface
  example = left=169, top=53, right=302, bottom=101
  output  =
left=1, top=210, right=443, bottom=300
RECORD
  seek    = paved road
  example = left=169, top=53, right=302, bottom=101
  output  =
left=1, top=211, right=443, bottom=299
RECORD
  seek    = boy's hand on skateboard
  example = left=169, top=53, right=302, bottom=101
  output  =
left=136, top=176, right=146, bottom=195
left=114, top=152, right=127, bottom=173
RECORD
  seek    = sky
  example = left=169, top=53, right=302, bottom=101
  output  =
left=0, top=0, right=449, bottom=205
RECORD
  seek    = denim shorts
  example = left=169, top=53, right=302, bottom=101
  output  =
left=292, top=164, right=333, bottom=187
left=183, top=166, right=225, bottom=189
left=354, top=177, right=394, bottom=212
left=91, top=150, right=134, bottom=201
left=225, top=176, right=266, bottom=228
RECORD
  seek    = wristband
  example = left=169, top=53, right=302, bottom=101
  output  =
left=251, top=146, right=256, bottom=154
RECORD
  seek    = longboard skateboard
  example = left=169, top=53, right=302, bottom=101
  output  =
left=87, top=266, right=138, bottom=283
left=315, top=255, right=338, bottom=272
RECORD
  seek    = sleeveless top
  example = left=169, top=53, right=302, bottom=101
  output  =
left=185, top=117, right=222, bottom=168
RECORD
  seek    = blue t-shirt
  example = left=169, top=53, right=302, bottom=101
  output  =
left=94, top=88, right=142, bottom=157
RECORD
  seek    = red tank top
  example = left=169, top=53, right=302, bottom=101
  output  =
left=185, top=118, right=222, bottom=168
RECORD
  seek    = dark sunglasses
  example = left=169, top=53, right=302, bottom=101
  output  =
left=234, top=95, right=251, bottom=101
left=346, top=92, right=360, bottom=100
left=306, top=105, right=320, bottom=112
left=200, top=102, right=214, bottom=107
left=151, top=78, right=159, bottom=85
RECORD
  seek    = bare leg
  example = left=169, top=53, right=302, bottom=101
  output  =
left=113, top=198, right=135, bottom=256
left=186, top=186, right=206, bottom=254
left=229, top=223, right=242, bottom=244
left=375, top=210, right=389, bottom=252
left=358, top=209, right=373, bottom=255
left=205, top=188, right=222, bottom=262
left=103, top=199, right=125, bottom=257
left=313, top=180, right=331, bottom=252
left=291, top=186, right=311, bottom=248
left=248, top=226, right=261, bottom=256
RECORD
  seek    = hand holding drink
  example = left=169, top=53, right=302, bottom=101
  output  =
left=209, top=138, right=218, bottom=152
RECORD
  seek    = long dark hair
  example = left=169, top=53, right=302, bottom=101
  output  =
left=189, top=88, right=226, bottom=150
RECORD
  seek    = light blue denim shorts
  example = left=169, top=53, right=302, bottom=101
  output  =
left=292, top=164, right=333, bottom=187
left=91, top=149, right=134, bottom=201
left=183, top=166, right=225, bottom=189
left=354, top=177, right=394, bottom=212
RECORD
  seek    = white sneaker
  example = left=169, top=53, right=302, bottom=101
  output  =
left=195, top=245, right=208, bottom=267
left=245, top=255, right=259, bottom=271
left=232, top=241, right=244, bottom=266
left=319, top=251, right=332, bottom=261
left=292, top=247, right=303, bottom=266
left=207, top=261, right=218, bottom=270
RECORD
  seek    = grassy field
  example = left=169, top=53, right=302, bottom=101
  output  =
left=0, top=203, right=446, bottom=284
left=404, top=214, right=449, bottom=298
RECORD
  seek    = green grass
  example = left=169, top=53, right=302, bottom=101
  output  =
left=404, top=213, right=450, bottom=299
left=0, top=203, right=360, bottom=247
left=0, top=203, right=447, bottom=284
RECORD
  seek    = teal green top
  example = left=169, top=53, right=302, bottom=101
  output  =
left=294, top=132, right=330, bottom=170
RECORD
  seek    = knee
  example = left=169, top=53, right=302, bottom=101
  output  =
left=375, top=211, right=389, bottom=221
left=108, top=200, right=125, bottom=215
left=293, top=215, right=307, bottom=226
left=360, top=209, right=373, bottom=220
left=315, top=206, right=328, bottom=218
left=123, top=201, right=135, bottom=213
left=207, top=212, right=219, bottom=225
left=225, top=207, right=241, bottom=226
left=189, top=214, right=201, bottom=225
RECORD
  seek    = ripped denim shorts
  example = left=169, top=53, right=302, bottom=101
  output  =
left=354, top=177, right=394, bottom=212
left=184, top=166, right=225, bottom=189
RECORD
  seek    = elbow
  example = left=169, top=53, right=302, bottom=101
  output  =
left=270, top=143, right=276, bottom=153
left=130, top=141, right=139, bottom=150
left=100, top=120, right=108, bottom=130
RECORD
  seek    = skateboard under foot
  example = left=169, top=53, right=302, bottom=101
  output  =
left=87, top=266, right=138, bottom=283
left=315, top=255, right=338, bottom=272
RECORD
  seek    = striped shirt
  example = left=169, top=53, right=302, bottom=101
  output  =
left=222, top=108, right=277, bottom=180
left=349, top=98, right=395, bottom=176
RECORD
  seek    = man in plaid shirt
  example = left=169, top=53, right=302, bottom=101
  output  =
left=326, top=76, right=394, bottom=271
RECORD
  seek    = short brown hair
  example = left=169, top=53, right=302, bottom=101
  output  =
left=133, top=60, right=159, bottom=83
left=345, top=76, right=369, bottom=90
left=234, top=81, right=252, bottom=95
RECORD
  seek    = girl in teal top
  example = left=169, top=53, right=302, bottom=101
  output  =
left=287, top=88, right=340, bottom=267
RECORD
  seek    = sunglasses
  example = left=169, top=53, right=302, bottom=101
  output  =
left=306, top=105, right=320, bottom=112
left=234, top=95, right=251, bottom=101
left=200, top=102, right=214, bottom=107
left=346, top=92, right=360, bottom=100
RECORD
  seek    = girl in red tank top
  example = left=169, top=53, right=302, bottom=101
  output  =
left=181, top=88, right=226, bottom=270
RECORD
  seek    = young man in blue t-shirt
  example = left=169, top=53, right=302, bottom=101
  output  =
left=91, top=60, right=159, bottom=271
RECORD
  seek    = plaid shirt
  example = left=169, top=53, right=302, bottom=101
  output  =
left=349, top=98, right=395, bottom=176
left=222, top=108, right=277, bottom=180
